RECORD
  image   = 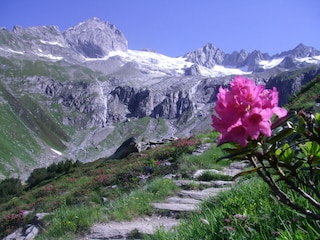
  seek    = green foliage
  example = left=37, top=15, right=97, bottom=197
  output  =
left=26, top=159, right=77, bottom=188
left=0, top=178, right=23, bottom=203
left=0, top=210, right=24, bottom=238
left=218, top=110, right=320, bottom=220
left=197, top=171, right=232, bottom=181
left=287, top=74, right=320, bottom=111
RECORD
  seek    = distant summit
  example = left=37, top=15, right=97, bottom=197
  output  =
left=183, top=43, right=320, bottom=72
left=63, top=17, right=128, bottom=58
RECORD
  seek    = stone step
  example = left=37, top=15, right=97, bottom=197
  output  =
left=86, top=216, right=180, bottom=240
left=192, top=143, right=212, bottom=155
left=151, top=202, right=198, bottom=212
left=178, top=187, right=231, bottom=200
left=166, top=196, right=201, bottom=205
left=174, top=179, right=235, bottom=188
left=212, top=180, right=235, bottom=187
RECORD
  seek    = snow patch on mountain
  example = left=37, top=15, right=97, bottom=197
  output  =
left=259, top=58, right=284, bottom=69
left=40, top=39, right=65, bottom=47
left=34, top=52, right=63, bottom=61
left=199, top=64, right=251, bottom=77
left=83, top=49, right=251, bottom=77
left=0, top=47, right=24, bottom=55
left=296, top=55, right=320, bottom=64
left=50, top=148, right=62, bottom=156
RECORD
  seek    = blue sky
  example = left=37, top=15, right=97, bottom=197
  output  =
left=1, top=0, right=319, bottom=57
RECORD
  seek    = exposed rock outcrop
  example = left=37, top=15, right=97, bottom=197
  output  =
left=107, top=137, right=139, bottom=160
left=63, top=17, right=128, bottom=58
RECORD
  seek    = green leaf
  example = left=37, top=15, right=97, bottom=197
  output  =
left=268, top=128, right=294, bottom=144
left=232, top=167, right=260, bottom=180
left=296, top=116, right=307, bottom=134
left=315, top=112, right=320, bottom=127
left=275, top=143, right=294, bottom=163
left=299, top=141, right=320, bottom=165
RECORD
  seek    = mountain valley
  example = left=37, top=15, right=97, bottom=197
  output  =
left=0, top=17, right=320, bottom=180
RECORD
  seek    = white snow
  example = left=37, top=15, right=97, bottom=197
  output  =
left=199, top=64, right=252, bottom=77
left=50, top=148, right=62, bottom=155
left=83, top=50, right=252, bottom=77
left=40, top=39, right=64, bottom=47
left=296, top=55, right=320, bottom=64
left=259, top=58, right=284, bottom=69
left=38, top=48, right=43, bottom=52
left=0, top=47, right=24, bottom=54
left=35, top=52, right=63, bottom=60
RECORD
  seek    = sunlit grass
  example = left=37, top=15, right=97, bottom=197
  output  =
left=104, top=178, right=179, bottom=221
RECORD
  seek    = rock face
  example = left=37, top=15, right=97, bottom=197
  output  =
left=266, top=66, right=320, bottom=106
left=183, top=43, right=271, bottom=70
left=107, top=137, right=139, bottom=160
left=63, top=17, right=128, bottom=58
left=183, top=43, right=225, bottom=68
left=276, top=43, right=320, bottom=58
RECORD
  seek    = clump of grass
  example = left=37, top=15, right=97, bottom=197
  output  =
left=177, top=144, right=230, bottom=178
left=105, top=178, right=179, bottom=221
left=197, top=171, right=232, bottom=181
left=37, top=204, right=103, bottom=239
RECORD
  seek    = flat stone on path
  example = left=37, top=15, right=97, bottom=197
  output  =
left=84, top=216, right=180, bottom=240
left=179, top=187, right=231, bottom=200
left=151, top=202, right=198, bottom=212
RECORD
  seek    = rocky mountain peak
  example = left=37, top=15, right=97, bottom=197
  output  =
left=13, top=24, right=62, bottom=41
left=183, top=43, right=225, bottom=68
left=63, top=17, right=128, bottom=58
left=275, top=43, right=320, bottom=59
left=292, top=43, right=320, bottom=57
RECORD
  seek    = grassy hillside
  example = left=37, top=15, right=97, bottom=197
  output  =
left=1, top=131, right=319, bottom=239
left=0, top=78, right=72, bottom=177
left=287, top=74, right=320, bottom=111
left=0, top=56, right=98, bottom=82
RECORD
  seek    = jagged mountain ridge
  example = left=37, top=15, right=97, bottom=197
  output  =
left=1, top=17, right=320, bottom=76
left=0, top=17, right=319, bottom=180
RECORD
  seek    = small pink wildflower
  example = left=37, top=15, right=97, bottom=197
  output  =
left=212, top=76, right=288, bottom=147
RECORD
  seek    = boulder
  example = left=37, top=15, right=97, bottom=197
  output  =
left=107, top=137, right=139, bottom=160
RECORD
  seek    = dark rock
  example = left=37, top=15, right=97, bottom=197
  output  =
left=107, top=137, right=139, bottom=160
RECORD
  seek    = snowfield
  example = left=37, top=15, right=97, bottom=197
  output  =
left=83, top=49, right=252, bottom=77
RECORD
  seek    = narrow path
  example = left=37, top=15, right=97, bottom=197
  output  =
left=82, top=144, right=248, bottom=240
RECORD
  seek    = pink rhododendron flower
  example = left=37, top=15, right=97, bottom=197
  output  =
left=212, top=76, right=288, bottom=147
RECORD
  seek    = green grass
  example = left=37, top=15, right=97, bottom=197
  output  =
left=287, top=74, right=320, bottom=111
left=197, top=170, right=233, bottom=181
left=0, top=103, right=40, bottom=176
left=177, top=142, right=230, bottom=179
left=35, top=178, right=178, bottom=239
left=0, top=83, right=71, bottom=176
left=0, top=57, right=99, bottom=82
left=105, top=178, right=179, bottom=221
left=36, top=204, right=103, bottom=240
